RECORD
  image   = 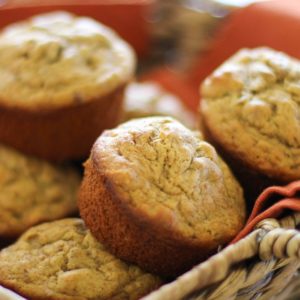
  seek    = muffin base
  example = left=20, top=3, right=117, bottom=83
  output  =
left=79, top=159, right=217, bottom=279
left=0, top=86, right=125, bottom=161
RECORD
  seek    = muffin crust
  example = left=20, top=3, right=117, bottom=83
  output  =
left=79, top=117, right=245, bottom=277
left=0, top=219, right=161, bottom=300
left=0, top=145, right=80, bottom=237
left=0, top=11, right=135, bottom=110
left=201, top=47, right=300, bottom=182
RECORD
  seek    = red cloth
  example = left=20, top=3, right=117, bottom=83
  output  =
left=231, top=181, right=300, bottom=244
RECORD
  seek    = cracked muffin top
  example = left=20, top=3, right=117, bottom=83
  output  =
left=201, top=47, right=300, bottom=181
left=92, top=117, right=245, bottom=245
left=0, top=219, right=161, bottom=300
left=0, top=11, right=135, bottom=110
left=0, top=144, right=80, bottom=238
left=122, top=82, right=196, bottom=128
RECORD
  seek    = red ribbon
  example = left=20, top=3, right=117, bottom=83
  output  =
left=231, top=181, right=300, bottom=244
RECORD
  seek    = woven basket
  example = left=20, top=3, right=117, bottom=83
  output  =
left=143, top=212, right=300, bottom=300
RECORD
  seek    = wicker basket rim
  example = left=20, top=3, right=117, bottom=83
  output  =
left=143, top=212, right=300, bottom=300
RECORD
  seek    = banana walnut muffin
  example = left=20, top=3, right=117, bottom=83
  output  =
left=0, top=144, right=80, bottom=238
left=79, top=117, right=246, bottom=277
left=200, top=47, right=300, bottom=198
left=0, top=11, right=136, bottom=161
left=0, top=219, right=161, bottom=300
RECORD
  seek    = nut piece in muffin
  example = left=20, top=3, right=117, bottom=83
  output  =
left=122, top=81, right=196, bottom=128
left=79, top=117, right=246, bottom=277
left=200, top=47, right=300, bottom=199
left=0, top=219, right=161, bottom=300
left=0, top=11, right=136, bottom=161
left=0, top=144, right=80, bottom=238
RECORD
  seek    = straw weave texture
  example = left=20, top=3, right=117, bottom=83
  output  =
left=143, top=213, right=300, bottom=300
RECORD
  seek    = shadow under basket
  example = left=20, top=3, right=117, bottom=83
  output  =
left=142, top=212, right=300, bottom=300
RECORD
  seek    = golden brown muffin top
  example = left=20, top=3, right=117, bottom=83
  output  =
left=0, top=219, right=161, bottom=300
left=122, top=82, right=196, bottom=128
left=0, top=12, right=136, bottom=110
left=0, top=144, right=80, bottom=237
left=93, top=117, right=245, bottom=245
left=201, top=47, right=300, bottom=181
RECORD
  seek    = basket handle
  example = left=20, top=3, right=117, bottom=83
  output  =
left=256, top=214, right=300, bottom=260
left=143, top=213, right=300, bottom=300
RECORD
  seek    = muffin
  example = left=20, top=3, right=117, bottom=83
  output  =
left=200, top=47, right=300, bottom=200
left=0, top=218, right=161, bottom=300
left=79, top=117, right=246, bottom=277
left=0, top=144, right=80, bottom=238
left=0, top=11, right=136, bottom=161
left=122, top=81, right=196, bottom=128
